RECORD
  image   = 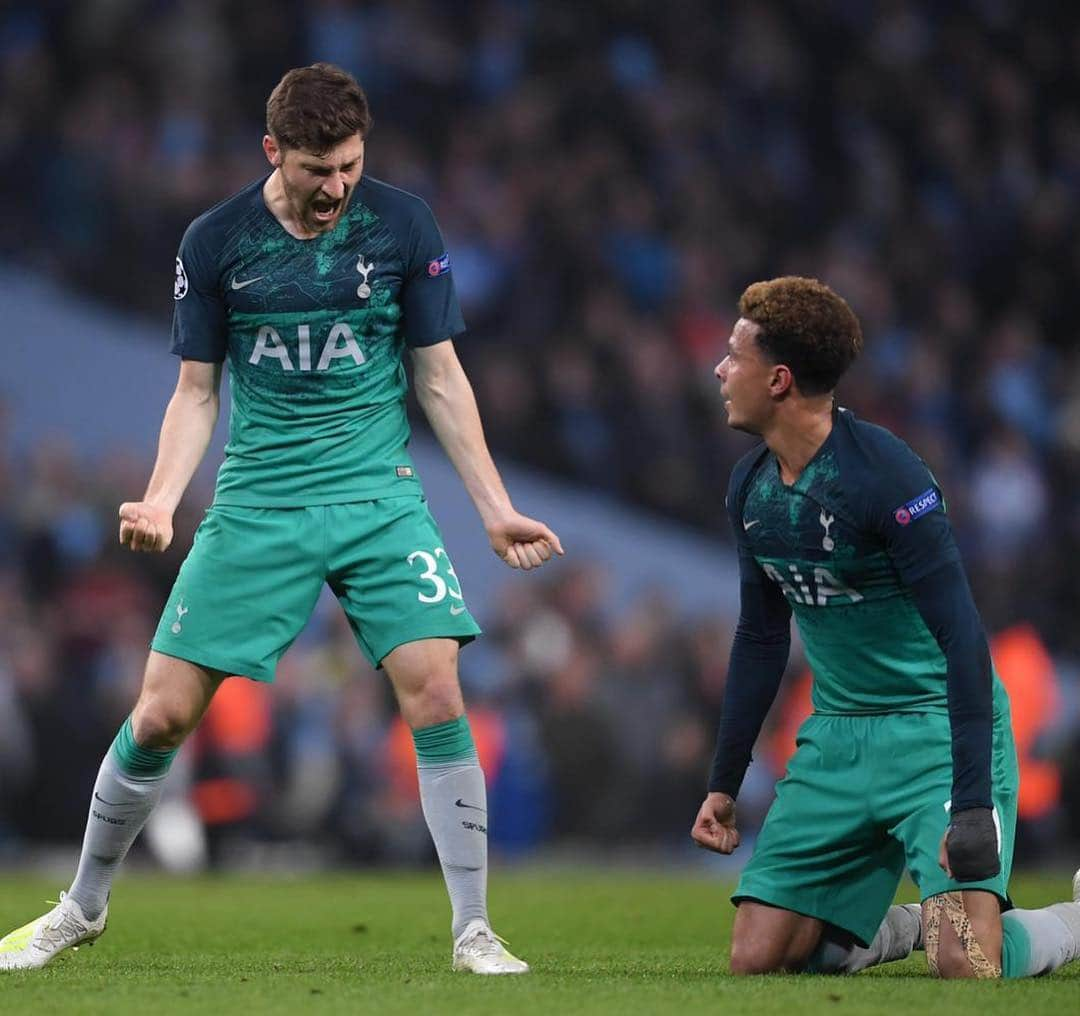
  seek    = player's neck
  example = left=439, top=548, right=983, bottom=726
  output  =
left=763, top=401, right=834, bottom=486
left=262, top=170, right=316, bottom=240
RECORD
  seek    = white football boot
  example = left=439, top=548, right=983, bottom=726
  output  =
left=0, top=894, right=107, bottom=970
left=452, top=919, right=530, bottom=974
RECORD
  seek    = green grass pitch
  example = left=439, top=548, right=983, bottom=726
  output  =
left=0, top=870, right=1075, bottom=1014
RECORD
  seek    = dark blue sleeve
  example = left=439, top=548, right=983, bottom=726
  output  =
left=400, top=202, right=466, bottom=348
left=170, top=221, right=227, bottom=362
left=907, top=564, right=994, bottom=811
left=864, top=434, right=993, bottom=812
left=707, top=460, right=792, bottom=798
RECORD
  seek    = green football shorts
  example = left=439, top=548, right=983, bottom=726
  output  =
left=151, top=496, right=481, bottom=680
left=733, top=707, right=1018, bottom=946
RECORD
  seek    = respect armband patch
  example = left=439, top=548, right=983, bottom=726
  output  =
left=893, top=487, right=940, bottom=526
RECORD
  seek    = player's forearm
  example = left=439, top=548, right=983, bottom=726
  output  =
left=708, top=581, right=792, bottom=797
left=142, top=384, right=220, bottom=514
left=708, top=631, right=790, bottom=796
left=944, top=659, right=994, bottom=812
left=415, top=362, right=513, bottom=525
left=908, top=563, right=994, bottom=811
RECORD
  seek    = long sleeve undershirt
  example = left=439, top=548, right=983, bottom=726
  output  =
left=707, top=574, right=791, bottom=798
left=906, top=561, right=994, bottom=812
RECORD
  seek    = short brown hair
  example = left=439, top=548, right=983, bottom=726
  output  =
left=266, top=63, right=373, bottom=154
left=738, top=277, right=863, bottom=396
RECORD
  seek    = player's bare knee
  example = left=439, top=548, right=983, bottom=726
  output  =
left=729, top=931, right=788, bottom=975
left=130, top=698, right=196, bottom=749
left=404, top=676, right=462, bottom=728
left=386, top=648, right=464, bottom=727
left=729, top=942, right=785, bottom=975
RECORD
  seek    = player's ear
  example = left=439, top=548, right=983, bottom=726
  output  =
left=770, top=364, right=794, bottom=397
left=263, top=134, right=283, bottom=167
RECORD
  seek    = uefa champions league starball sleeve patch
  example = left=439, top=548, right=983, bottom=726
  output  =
left=174, top=257, right=188, bottom=300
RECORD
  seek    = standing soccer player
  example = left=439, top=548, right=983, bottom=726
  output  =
left=0, top=63, right=562, bottom=975
left=692, top=277, right=1080, bottom=979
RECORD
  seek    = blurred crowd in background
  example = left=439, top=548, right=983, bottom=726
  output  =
left=1, top=0, right=1079, bottom=867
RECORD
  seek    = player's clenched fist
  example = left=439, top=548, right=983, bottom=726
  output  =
left=485, top=510, right=564, bottom=571
left=118, top=502, right=174, bottom=553
left=939, top=806, right=1001, bottom=882
left=691, top=792, right=741, bottom=854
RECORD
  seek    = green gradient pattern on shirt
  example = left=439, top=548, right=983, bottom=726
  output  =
left=215, top=200, right=415, bottom=505
left=740, top=447, right=1005, bottom=715
left=172, top=176, right=464, bottom=507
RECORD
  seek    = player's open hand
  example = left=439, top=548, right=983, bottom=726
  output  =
left=691, top=792, right=740, bottom=854
left=118, top=501, right=174, bottom=553
left=485, top=511, right=564, bottom=570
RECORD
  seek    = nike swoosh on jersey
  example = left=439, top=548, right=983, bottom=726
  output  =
left=743, top=519, right=761, bottom=530
left=449, top=604, right=467, bottom=615
left=454, top=798, right=487, bottom=813
left=231, top=275, right=265, bottom=290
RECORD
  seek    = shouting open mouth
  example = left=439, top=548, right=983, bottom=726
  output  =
left=310, top=195, right=343, bottom=224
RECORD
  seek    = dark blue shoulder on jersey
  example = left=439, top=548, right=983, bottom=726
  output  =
left=725, top=442, right=770, bottom=529
left=725, top=443, right=770, bottom=582
left=170, top=179, right=264, bottom=362
left=832, top=409, right=961, bottom=584
left=354, top=176, right=465, bottom=348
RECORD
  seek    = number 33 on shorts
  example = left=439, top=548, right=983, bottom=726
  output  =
left=407, top=547, right=467, bottom=613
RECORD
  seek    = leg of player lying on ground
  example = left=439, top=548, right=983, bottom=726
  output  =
left=692, top=276, right=1080, bottom=979
left=0, top=62, right=564, bottom=975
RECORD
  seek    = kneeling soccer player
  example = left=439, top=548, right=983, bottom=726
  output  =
left=691, top=276, right=1080, bottom=978
left=0, top=63, right=563, bottom=975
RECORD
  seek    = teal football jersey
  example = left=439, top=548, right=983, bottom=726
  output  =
left=728, top=409, right=1008, bottom=716
left=171, top=174, right=465, bottom=506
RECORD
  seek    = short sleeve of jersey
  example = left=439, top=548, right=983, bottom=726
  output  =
left=400, top=202, right=466, bottom=348
left=170, top=220, right=227, bottom=362
left=858, top=430, right=962, bottom=585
